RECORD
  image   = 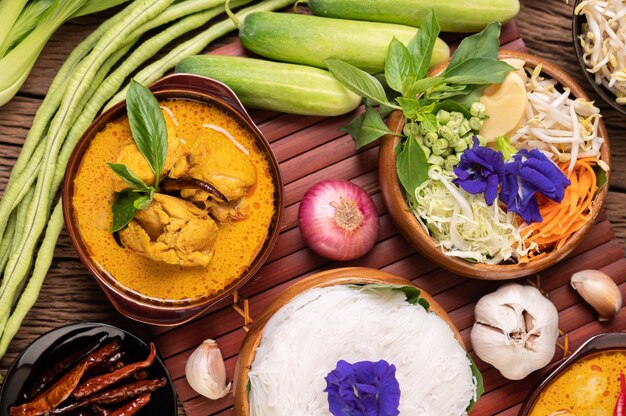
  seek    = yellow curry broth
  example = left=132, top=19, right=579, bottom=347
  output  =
left=73, top=98, right=275, bottom=302
left=530, top=351, right=626, bottom=415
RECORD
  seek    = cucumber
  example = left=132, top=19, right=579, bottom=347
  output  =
left=175, top=55, right=361, bottom=117
left=239, top=12, right=449, bottom=74
left=308, top=0, right=520, bottom=33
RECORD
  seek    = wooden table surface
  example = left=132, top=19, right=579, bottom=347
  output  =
left=0, top=1, right=624, bottom=415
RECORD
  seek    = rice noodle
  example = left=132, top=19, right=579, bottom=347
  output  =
left=248, top=285, right=477, bottom=415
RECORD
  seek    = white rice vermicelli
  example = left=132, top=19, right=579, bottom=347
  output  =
left=248, top=285, right=477, bottom=415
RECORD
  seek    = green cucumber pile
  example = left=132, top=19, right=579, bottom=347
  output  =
left=177, top=0, right=520, bottom=115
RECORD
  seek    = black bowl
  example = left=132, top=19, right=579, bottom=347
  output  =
left=0, top=322, right=177, bottom=415
left=572, top=0, right=626, bottom=116
left=518, top=332, right=626, bottom=415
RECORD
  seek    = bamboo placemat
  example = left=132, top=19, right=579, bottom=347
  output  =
left=152, top=22, right=626, bottom=415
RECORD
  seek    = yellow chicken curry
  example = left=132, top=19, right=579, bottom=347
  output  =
left=72, top=98, right=276, bottom=302
left=529, top=351, right=626, bottom=415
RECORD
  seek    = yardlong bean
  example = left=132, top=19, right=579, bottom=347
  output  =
left=0, top=0, right=294, bottom=360
left=0, top=0, right=176, bottom=340
left=106, top=0, right=294, bottom=107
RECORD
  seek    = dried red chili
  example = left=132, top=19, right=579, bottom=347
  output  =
left=615, top=371, right=626, bottom=416
left=51, top=378, right=167, bottom=414
left=73, top=343, right=156, bottom=399
left=83, top=338, right=123, bottom=372
left=9, top=362, right=88, bottom=416
left=24, top=335, right=107, bottom=399
left=109, top=393, right=151, bottom=416
left=90, top=404, right=111, bottom=416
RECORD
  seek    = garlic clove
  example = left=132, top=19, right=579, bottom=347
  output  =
left=185, top=339, right=232, bottom=400
left=571, top=269, right=622, bottom=321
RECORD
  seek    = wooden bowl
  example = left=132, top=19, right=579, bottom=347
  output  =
left=232, top=267, right=465, bottom=415
left=518, top=332, right=626, bottom=415
left=62, top=74, right=284, bottom=326
left=379, top=50, right=611, bottom=280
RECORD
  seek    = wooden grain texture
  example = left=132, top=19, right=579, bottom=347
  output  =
left=0, top=1, right=624, bottom=416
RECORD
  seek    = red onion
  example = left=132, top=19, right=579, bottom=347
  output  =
left=298, top=179, right=379, bottom=261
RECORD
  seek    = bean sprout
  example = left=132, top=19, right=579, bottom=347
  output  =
left=576, top=0, right=626, bottom=104
left=509, top=64, right=606, bottom=174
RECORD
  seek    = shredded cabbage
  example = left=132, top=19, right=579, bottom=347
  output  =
left=413, top=169, right=535, bottom=263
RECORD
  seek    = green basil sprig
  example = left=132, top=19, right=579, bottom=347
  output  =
left=327, top=11, right=513, bottom=199
left=108, top=79, right=168, bottom=232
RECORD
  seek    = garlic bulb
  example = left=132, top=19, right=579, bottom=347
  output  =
left=571, top=269, right=622, bottom=321
left=185, top=339, right=231, bottom=400
left=471, top=284, right=559, bottom=380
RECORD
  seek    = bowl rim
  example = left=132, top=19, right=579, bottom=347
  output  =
left=0, top=321, right=177, bottom=415
left=61, top=73, right=284, bottom=326
left=232, top=266, right=467, bottom=415
left=571, top=0, right=626, bottom=116
left=517, top=332, right=626, bottom=415
left=378, top=50, right=611, bottom=280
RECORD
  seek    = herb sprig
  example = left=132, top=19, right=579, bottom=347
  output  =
left=108, top=79, right=168, bottom=232
left=326, top=12, right=512, bottom=202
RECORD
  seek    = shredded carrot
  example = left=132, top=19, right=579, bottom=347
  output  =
left=519, top=157, right=601, bottom=261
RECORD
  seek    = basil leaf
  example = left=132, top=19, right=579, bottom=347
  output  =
left=341, top=106, right=398, bottom=148
left=107, top=163, right=150, bottom=191
left=407, top=10, right=440, bottom=79
left=345, top=283, right=427, bottom=307
left=385, top=38, right=412, bottom=93
left=378, top=104, right=396, bottom=119
left=326, top=59, right=399, bottom=108
left=446, top=22, right=501, bottom=73
left=402, top=76, right=445, bottom=99
left=467, top=355, right=484, bottom=412
left=133, top=193, right=153, bottom=210
left=396, top=97, right=430, bottom=119
left=339, top=112, right=366, bottom=142
left=444, top=58, right=513, bottom=85
left=427, top=84, right=471, bottom=101
left=396, top=132, right=428, bottom=205
left=450, top=86, right=487, bottom=110
left=421, top=113, right=437, bottom=132
left=593, top=164, right=608, bottom=190
left=126, top=79, right=168, bottom=182
left=111, top=188, right=141, bottom=232
left=433, top=100, right=472, bottom=118
left=361, top=106, right=397, bottom=148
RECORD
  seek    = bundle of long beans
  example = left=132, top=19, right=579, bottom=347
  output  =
left=0, top=0, right=292, bottom=360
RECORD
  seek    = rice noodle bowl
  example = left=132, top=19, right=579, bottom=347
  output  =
left=247, top=285, right=477, bottom=415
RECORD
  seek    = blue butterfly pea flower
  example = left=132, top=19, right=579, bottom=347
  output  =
left=500, top=149, right=570, bottom=223
left=452, top=137, right=505, bottom=206
left=324, top=360, right=400, bottom=416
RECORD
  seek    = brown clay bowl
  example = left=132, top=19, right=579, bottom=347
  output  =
left=379, top=50, right=611, bottom=280
left=232, top=267, right=465, bottom=415
left=518, top=332, right=626, bottom=415
left=62, top=74, right=283, bottom=326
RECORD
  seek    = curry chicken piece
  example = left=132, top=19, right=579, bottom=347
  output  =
left=119, top=193, right=219, bottom=267
left=170, top=127, right=257, bottom=221
left=116, top=108, right=182, bottom=187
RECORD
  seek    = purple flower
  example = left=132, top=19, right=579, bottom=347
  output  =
left=453, top=137, right=505, bottom=205
left=500, top=149, right=570, bottom=223
left=324, top=360, right=400, bottom=416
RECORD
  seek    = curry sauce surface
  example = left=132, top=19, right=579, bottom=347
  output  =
left=73, top=99, right=275, bottom=302
left=530, top=351, right=626, bottom=416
